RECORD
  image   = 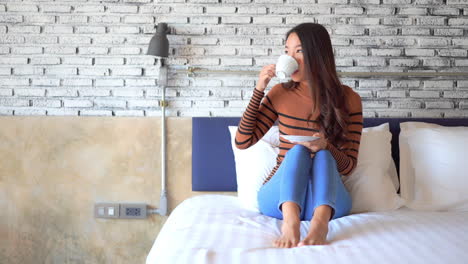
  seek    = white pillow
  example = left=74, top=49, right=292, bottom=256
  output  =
left=343, top=123, right=404, bottom=213
left=228, top=126, right=279, bottom=211
left=228, top=123, right=404, bottom=213
left=399, top=122, right=468, bottom=211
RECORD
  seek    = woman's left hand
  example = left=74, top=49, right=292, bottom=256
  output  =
left=296, top=133, right=328, bottom=152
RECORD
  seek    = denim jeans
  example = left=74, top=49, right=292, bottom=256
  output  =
left=257, top=145, right=352, bottom=221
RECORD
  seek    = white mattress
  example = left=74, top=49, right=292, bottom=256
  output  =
left=147, top=195, right=468, bottom=264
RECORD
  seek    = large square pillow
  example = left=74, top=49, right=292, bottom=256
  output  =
left=228, top=126, right=278, bottom=211
left=343, top=123, right=404, bottom=213
left=399, top=122, right=468, bottom=211
left=228, top=123, right=404, bottom=213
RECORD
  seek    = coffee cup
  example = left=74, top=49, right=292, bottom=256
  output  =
left=275, top=55, right=299, bottom=80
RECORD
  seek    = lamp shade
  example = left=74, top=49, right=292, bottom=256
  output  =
left=147, top=23, right=169, bottom=57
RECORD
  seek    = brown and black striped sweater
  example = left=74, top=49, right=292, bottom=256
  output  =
left=235, top=83, right=363, bottom=185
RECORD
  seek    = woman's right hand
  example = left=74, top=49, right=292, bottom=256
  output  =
left=255, top=64, right=276, bottom=92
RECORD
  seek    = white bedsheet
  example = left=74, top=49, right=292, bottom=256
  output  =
left=147, top=195, right=468, bottom=264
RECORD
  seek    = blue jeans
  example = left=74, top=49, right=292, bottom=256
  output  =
left=257, top=145, right=352, bottom=221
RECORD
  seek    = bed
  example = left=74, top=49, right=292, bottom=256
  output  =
left=146, top=117, right=468, bottom=264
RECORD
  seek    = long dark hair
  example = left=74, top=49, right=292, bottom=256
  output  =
left=283, top=23, right=349, bottom=147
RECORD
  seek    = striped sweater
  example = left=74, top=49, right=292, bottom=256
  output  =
left=235, top=83, right=363, bottom=185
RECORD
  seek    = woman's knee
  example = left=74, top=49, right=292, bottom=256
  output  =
left=313, top=149, right=338, bottom=173
left=315, top=149, right=333, bottom=160
left=287, top=144, right=310, bottom=157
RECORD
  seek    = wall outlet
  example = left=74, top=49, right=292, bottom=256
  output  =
left=94, top=203, right=120, bottom=219
left=119, top=203, right=147, bottom=219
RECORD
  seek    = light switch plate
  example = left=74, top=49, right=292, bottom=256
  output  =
left=94, top=203, right=119, bottom=219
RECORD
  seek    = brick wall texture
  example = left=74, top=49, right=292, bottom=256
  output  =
left=0, top=0, right=467, bottom=118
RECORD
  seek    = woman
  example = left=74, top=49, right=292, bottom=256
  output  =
left=235, top=23, right=363, bottom=248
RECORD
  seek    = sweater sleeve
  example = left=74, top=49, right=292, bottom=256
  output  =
left=235, top=87, right=279, bottom=149
left=326, top=91, right=363, bottom=176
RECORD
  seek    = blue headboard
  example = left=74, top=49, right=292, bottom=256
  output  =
left=192, top=117, right=468, bottom=192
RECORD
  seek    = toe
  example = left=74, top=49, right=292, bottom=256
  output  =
left=276, top=240, right=283, bottom=248
left=273, top=239, right=280, bottom=247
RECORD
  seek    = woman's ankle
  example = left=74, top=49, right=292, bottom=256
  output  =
left=281, top=201, right=301, bottom=221
left=313, top=205, right=333, bottom=222
left=311, top=217, right=328, bottom=227
left=283, top=216, right=300, bottom=226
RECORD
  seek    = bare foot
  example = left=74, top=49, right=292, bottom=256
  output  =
left=274, top=220, right=300, bottom=248
left=297, top=218, right=329, bottom=246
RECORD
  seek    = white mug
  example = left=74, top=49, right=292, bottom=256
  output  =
left=275, top=55, right=298, bottom=80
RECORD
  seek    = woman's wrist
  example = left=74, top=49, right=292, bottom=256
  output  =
left=255, top=86, right=265, bottom=92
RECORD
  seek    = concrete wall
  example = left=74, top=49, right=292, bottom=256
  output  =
left=0, top=117, right=232, bottom=264
left=0, top=0, right=467, bottom=117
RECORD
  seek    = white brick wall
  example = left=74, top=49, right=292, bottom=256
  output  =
left=0, top=1, right=467, bottom=117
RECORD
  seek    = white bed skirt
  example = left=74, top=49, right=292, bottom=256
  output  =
left=147, top=195, right=468, bottom=264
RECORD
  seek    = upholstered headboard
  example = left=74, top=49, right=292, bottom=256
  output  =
left=192, top=117, right=468, bottom=191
